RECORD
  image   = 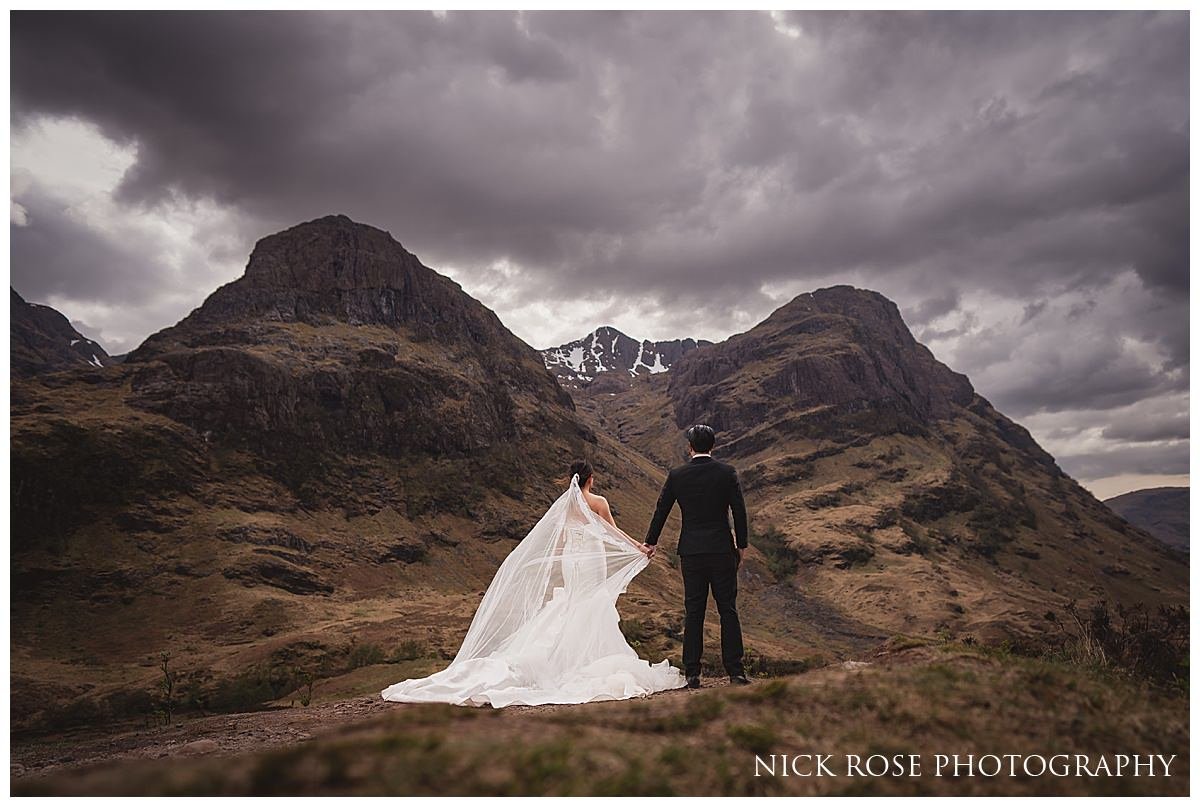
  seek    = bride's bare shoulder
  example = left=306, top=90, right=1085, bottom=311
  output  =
left=582, top=491, right=609, bottom=514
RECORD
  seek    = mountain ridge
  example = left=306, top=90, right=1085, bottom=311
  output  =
left=10, top=287, right=112, bottom=376
left=9, top=214, right=722, bottom=741
left=1104, top=486, right=1189, bottom=553
left=127, top=214, right=540, bottom=370
left=541, top=325, right=712, bottom=387
left=9, top=214, right=1188, bottom=746
left=570, top=282, right=1186, bottom=643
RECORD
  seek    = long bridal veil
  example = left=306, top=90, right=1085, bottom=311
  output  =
left=381, top=473, right=686, bottom=707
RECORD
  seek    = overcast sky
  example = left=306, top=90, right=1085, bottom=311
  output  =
left=9, top=10, right=1188, bottom=498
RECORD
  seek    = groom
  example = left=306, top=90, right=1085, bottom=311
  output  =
left=643, top=424, right=750, bottom=688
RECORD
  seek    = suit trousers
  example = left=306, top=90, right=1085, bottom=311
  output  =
left=679, top=549, right=744, bottom=677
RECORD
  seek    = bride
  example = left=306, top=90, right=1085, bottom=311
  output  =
left=381, top=460, right=687, bottom=707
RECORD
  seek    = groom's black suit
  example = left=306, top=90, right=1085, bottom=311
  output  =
left=645, top=455, right=748, bottom=678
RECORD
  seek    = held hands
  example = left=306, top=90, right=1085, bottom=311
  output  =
left=640, top=543, right=657, bottom=559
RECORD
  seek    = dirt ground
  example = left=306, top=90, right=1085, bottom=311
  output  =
left=10, top=666, right=726, bottom=782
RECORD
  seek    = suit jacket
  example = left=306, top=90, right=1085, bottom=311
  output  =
left=644, top=456, right=748, bottom=555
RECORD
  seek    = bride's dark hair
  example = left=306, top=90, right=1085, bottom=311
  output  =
left=569, top=460, right=593, bottom=487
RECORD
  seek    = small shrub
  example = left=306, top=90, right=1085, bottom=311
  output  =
left=835, top=543, right=875, bottom=569
left=292, top=668, right=315, bottom=707
left=731, top=678, right=790, bottom=703
left=388, top=640, right=428, bottom=662
left=637, top=694, right=725, bottom=733
left=727, top=723, right=779, bottom=755
left=506, top=743, right=573, bottom=794
left=751, top=525, right=800, bottom=579
left=886, top=634, right=931, bottom=652
left=36, top=696, right=105, bottom=732
left=898, top=518, right=933, bottom=555
left=207, top=663, right=294, bottom=713
left=1049, top=600, right=1189, bottom=688
left=806, top=491, right=843, bottom=510
left=663, top=548, right=679, bottom=570
left=619, top=619, right=648, bottom=645
left=965, top=502, right=1018, bottom=559
left=742, top=650, right=820, bottom=677
left=157, top=651, right=178, bottom=724
left=657, top=745, right=689, bottom=774
left=348, top=641, right=386, bottom=669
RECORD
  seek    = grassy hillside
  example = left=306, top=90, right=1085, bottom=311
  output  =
left=13, top=641, right=1188, bottom=796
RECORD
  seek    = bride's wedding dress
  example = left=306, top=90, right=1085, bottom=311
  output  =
left=381, top=474, right=686, bottom=707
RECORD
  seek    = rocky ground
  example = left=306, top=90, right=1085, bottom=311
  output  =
left=11, top=692, right=391, bottom=779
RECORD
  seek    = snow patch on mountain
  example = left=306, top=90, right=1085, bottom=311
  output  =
left=541, top=326, right=711, bottom=387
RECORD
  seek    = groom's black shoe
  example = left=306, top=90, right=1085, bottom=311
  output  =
left=729, top=674, right=751, bottom=686
left=685, top=675, right=701, bottom=689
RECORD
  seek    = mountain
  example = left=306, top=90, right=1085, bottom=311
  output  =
left=571, top=285, right=1188, bottom=643
left=10, top=287, right=111, bottom=376
left=541, top=325, right=711, bottom=387
left=13, top=215, right=595, bottom=546
left=1104, top=487, right=1189, bottom=553
left=119, top=213, right=587, bottom=478
left=10, top=226, right=1188, bottom=748
left=12, top=215, right=729, bottom=737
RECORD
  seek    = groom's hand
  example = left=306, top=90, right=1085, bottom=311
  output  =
left=641, top=543, right=657, bottom=559
left=734, top=547, right=744, bottom=568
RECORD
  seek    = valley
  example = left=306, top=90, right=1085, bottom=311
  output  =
left=9, top=214, right=1189, bottom=795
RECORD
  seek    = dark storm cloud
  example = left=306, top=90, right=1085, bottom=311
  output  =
left=1101, top=415, right=1190, bottom=444
left=9, top=10, right=1188, bottom=487
left=10, top=183, right=160, bottom=304
left=902, top=288, right=962, bottom=326
left=1057, top=441, right=1190, bottom=483
left=1020, top=300, right=1048, bottom=325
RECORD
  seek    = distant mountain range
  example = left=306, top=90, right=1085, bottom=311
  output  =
left=11, top=287, right=111, bottom=376
left=1104, top=487, right=1189, bottom=553
left=541, top=326, right=711, bottom=386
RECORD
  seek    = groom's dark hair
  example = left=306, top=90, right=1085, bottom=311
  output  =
left=686, top=424, right=716, bottom=453
left=569, top=459, right=593, bottom=486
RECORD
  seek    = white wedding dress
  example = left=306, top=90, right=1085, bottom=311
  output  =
left=381, top=474, right=686, bottom=707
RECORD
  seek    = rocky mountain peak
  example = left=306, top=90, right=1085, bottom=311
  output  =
left=105, top=215, right=586, bottom=494
left=10, top=287, right=112, bottom=377
left=542, top=325, right=712, bottom=387
left=667, top=284, right=978, bottom=453
left=125, top=215, right=515, bottom=363
left=766, top=285, right=928, bottom=355
left=240, top=213, right=425, bottom=292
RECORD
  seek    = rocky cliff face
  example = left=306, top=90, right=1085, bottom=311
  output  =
left=128, top=215, right=542, bottom=365
left=14, top=216, right=617, bottom=568
left=542, top=325, right=711, bottom=387
left=13, top=216, right=695, bottom=736
left=118, top=215, right=583, bottom=484
left=10, top=287, right=111, bottom=376
left=667, top=286, right=979, bottom=455
left=573, top=284, right=1188, bottom=643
